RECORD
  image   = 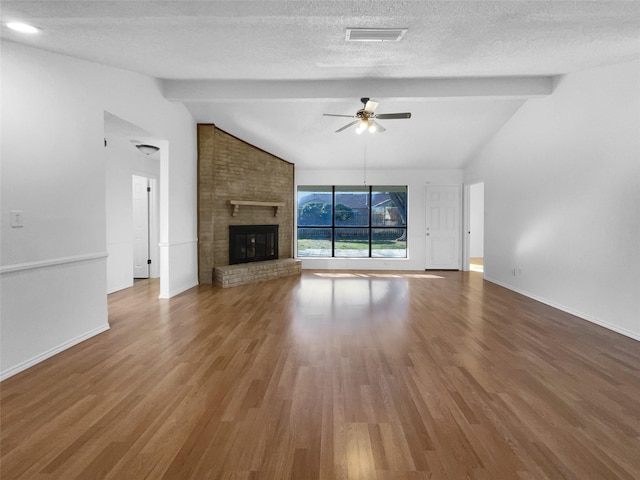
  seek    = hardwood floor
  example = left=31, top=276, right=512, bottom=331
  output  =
left=2, top=271, right=640, bottom=479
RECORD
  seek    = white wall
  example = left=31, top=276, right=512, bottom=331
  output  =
left=105, top=136, right=160, bottom=293
left=465, top=59, right=640, bottom=341
left=1, top=41, right=197, bottom=379
left=295, top=168, right=464, bottom=270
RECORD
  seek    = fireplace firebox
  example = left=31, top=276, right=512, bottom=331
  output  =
left=229, top=225, right=279, bottom=265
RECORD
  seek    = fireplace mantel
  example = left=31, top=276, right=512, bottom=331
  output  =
left=227, top=200, right=285, bottom=217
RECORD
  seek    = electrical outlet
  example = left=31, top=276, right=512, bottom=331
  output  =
left=10, top=210, right=24, bottom=228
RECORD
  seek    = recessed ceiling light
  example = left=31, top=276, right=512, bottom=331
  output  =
left=346, top=28, right=408, bottom=42
left=6, top=22, right=41, bottom=34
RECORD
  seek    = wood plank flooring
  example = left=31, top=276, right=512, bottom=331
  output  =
left=2, top=271, right=640, bottom=479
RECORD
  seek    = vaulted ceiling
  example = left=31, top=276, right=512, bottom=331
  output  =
left=3, top=1, right=640, bottom=169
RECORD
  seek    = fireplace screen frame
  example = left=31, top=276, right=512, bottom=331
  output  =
left=229, top=224, right=279, bottom=265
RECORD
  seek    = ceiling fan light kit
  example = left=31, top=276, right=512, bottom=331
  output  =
left=324, top=98, right=411, bottom=134
left=355, top=120, right=380, bottom=134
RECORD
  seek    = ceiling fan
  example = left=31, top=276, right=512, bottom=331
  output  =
left=323, top=98, right=411, bottom=133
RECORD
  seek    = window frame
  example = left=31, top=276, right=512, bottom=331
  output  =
left=297, top=185, right=407, bottom=258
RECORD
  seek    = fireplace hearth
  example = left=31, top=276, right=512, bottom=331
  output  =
left=229, top=225, right=279, bottom=265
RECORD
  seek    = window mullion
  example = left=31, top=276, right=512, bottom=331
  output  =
left=368, top=185, right=372, bottom=258
left=331, top=185, right=335, bottom=258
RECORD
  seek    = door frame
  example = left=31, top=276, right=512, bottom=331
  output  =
left=463, top=184, right=471, bottom=272
left=462, top=182, right=485, bottom=274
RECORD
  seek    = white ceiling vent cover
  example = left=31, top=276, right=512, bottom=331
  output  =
left=346, top=28, right=408, bottom=42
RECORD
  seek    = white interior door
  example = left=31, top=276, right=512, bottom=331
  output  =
left=133, top=175, right=150, bottom=279
left=426, top=185, right=462, bottom=269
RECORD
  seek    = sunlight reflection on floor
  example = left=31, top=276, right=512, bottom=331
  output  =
left=470, top=257, right=484, bottom=273
left=312, top=272, right=444, bottom=279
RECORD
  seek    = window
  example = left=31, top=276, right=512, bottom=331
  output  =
left=297, top=185, right=407, bottom=258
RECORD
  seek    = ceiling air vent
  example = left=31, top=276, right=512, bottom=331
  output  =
left=346, top=28, right=408, bottom=42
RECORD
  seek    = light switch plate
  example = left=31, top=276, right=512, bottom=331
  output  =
left=10, top=210, right=24, bottom=228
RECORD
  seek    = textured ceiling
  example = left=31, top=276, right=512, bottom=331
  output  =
left=2, top=1, right=640, bottom=169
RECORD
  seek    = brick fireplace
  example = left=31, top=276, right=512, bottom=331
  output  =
left=197, top=124, right=297, bottom=286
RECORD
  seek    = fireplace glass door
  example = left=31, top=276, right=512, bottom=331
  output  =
left=229, top=225, right=278, bottom=264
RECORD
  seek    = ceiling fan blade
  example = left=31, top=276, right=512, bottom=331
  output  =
left=364, top=100, right=379, bottom=114
left=370, top=120, right=386, bottom=133
left=375, top=112, right=412, bottom=120
left=335, top=120, right=360, bottom=133
left=323, top=113, right=356, bottom=118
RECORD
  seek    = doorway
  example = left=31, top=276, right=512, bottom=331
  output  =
left=469, top=182, right=485, bottom=273
left=133, top=175, right=151, bottom=279
left=104, top=112, right=162, bottom=293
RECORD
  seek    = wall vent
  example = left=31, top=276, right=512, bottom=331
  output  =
left=346, top=28, right=408, bottom=42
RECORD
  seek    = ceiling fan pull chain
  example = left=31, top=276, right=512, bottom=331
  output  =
left=363, top=139, right=367, bottom=186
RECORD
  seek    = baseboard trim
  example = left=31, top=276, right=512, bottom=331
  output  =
left=0, top=323, right=111, bottom=381
left=159, top=280, right=199, bottom=299
left=485, top=276, right=640, bottom=342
